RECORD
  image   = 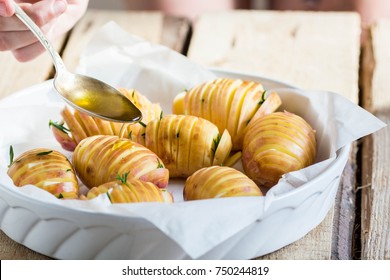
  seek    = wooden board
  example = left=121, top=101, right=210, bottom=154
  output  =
left=188, top=10, right=361, bottom=259
left=0, top=39, right=65, bottom=100
left=0, top=10, right=190, bottom=260
left=61, top=10, right=190, bottom=72
left=361, top=20, right=390, bottom=260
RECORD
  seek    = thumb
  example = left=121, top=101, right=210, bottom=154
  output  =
left=0, top=0, right=14, bottom=17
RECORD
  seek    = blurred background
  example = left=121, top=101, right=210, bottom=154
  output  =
left=88, top=0, right=390, bottom=27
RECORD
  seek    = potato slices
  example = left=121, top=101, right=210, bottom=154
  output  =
left=7, top=148, right=79, bottom=199
left=72, top=135, right=169, bottom=189
left=81, top=178, right=173, bottom=203
left=144, top=115, right=234, bottom=178
left=242, top=111, right=316, bottom=188
left=183, top=166, right=263, bottom=200
left=172, top=78, right=282, bottom=150
left=51, top=89, right=162, bottom=151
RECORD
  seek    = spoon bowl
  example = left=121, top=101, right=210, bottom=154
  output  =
left=13, top=3, right=142, bottom=123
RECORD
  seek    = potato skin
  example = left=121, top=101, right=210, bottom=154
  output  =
left=173, top=78, right=281, bottom=150
left=183, top=166, right=263, bottom=200
left=242, top=111, right=316, bottom=188
left=144, top=115, right=233, bottom=178
left=51, top=89, right=162, bottom=151
left=7, top=148, right=79, bottom=199
left=72, top=135, right=169, bottom=189
left=82, top=179, right=173, bottom=203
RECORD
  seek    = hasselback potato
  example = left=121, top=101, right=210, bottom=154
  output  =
left=173, top=78, right=282, bottom=150
left=7, top=148, right=79, bottom=198
left=183, top=166, right=263, bottom=200
left=50, top=88, right=162, bottom=151
left=143, top=114, right=238, bottom=178
left=80, top=175, right=173, bottom=203
left=242, top=111, right=316, bottom=188
left=73, top=135, right=169, bottom=189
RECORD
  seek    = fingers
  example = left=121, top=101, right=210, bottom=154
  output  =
left=0, top=0, right=14, bottom=17
left=0, top=23, right=53, bottom=52
left=12, top=40, right=46, bottom=62
left=0, top=0, right=67, bottom=31
left=0, top=0, right=67, bottom=60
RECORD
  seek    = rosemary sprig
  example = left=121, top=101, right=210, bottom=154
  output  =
left=106, top=192, right=112, bottom=203
left=160, top=110, right=163, bottom=120
left=116, top=172, right=129, bottom=184
left=36, top=150, right=53, bottom=156
left=139, top=121, right=147, bottom=128
left=157, top=158, right=164, bottom=169
left=49, top=120, right=70, bottom=135
left=258, top=90, right=267, bottom=105
left=129, top=130, right=133, bottom=141
left=8, top=145, right=14, bottom=167
left=212, top=133, right=221, bottom=153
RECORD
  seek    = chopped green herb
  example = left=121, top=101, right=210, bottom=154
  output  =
left=36, top=150, right=53, bottom=156
left=141, top=133, right=146, bottom=138
left=49, top=120, right=70, bottom=134
left=107, top=192, right=112, bottom=203
left=66, top=169, right=72, bottom=172
left=58, top=193, right=64, bottom=199
left=212, top=133, right=221, bottom=153
left=157, top=158, right=164, bottom=169
left=160, top=110, right=163, bottom=120
left=246, top=119, right=251, bottom=126
left=129, top=131, right=133, bottom=140
left=116, top=172, right=129, bottom=184
left=201, top=98, right=205, bottom=103
left=176, top=132, right=180, bottom=138
left=132, top=90, right=135, bottom=98
left=258, top=90, right=267, bottom=105
left=139, top=121, right=147, bottom=127
left=8, top=145, right=14, bottom=168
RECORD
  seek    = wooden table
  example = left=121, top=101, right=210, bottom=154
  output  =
left=0, top=9, right=388, bottom=260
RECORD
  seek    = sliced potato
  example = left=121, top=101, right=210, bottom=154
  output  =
left=144, top=115, right=233, bottom=178
left=172, top=78, right=281, bottom=150
left=83, top=177, right=173, bottom=203
left=7, top=148, right=79, bottom=199
left=73, top=135, right=169, bottom=189
left=183, top=166, right=263, bottom=200
left=242, top=111, right=316, bottom=188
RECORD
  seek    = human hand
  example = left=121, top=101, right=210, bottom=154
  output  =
left=0, top=0, right=89, bottom=62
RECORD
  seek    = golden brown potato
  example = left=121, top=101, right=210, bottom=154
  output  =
left=183, top=166, right=263, bottom=200
left=50, top=89, right=162, bottom=151
left=242, top=111, right=316, bottom=188
left=7, top=148, right=79, bottom=199
left=81, top=175, right=173, bottom=203
left=144, top=114, right=239, bottom=178
left=72, top=135, right=169, bottom=189
left=173, top=78, right=282, bottom=150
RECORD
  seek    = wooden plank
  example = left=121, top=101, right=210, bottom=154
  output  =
left=188, top=10, right=361, bottom=259
left=0, top=38, right=65, bottom=100
left=0, top=10, right=191, bottom=260
left=61, top=10, right=190, bottom=72
left=361, top=20, right=390, bottom=260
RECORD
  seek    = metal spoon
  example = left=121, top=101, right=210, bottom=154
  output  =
left=13, top=3, right=142, bottom=123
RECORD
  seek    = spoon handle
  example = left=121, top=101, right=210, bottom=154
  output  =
left=13, top=3, right=66, bottom=73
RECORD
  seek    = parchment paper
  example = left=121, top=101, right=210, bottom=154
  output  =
left=0, top=22, right=385, bottom=258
